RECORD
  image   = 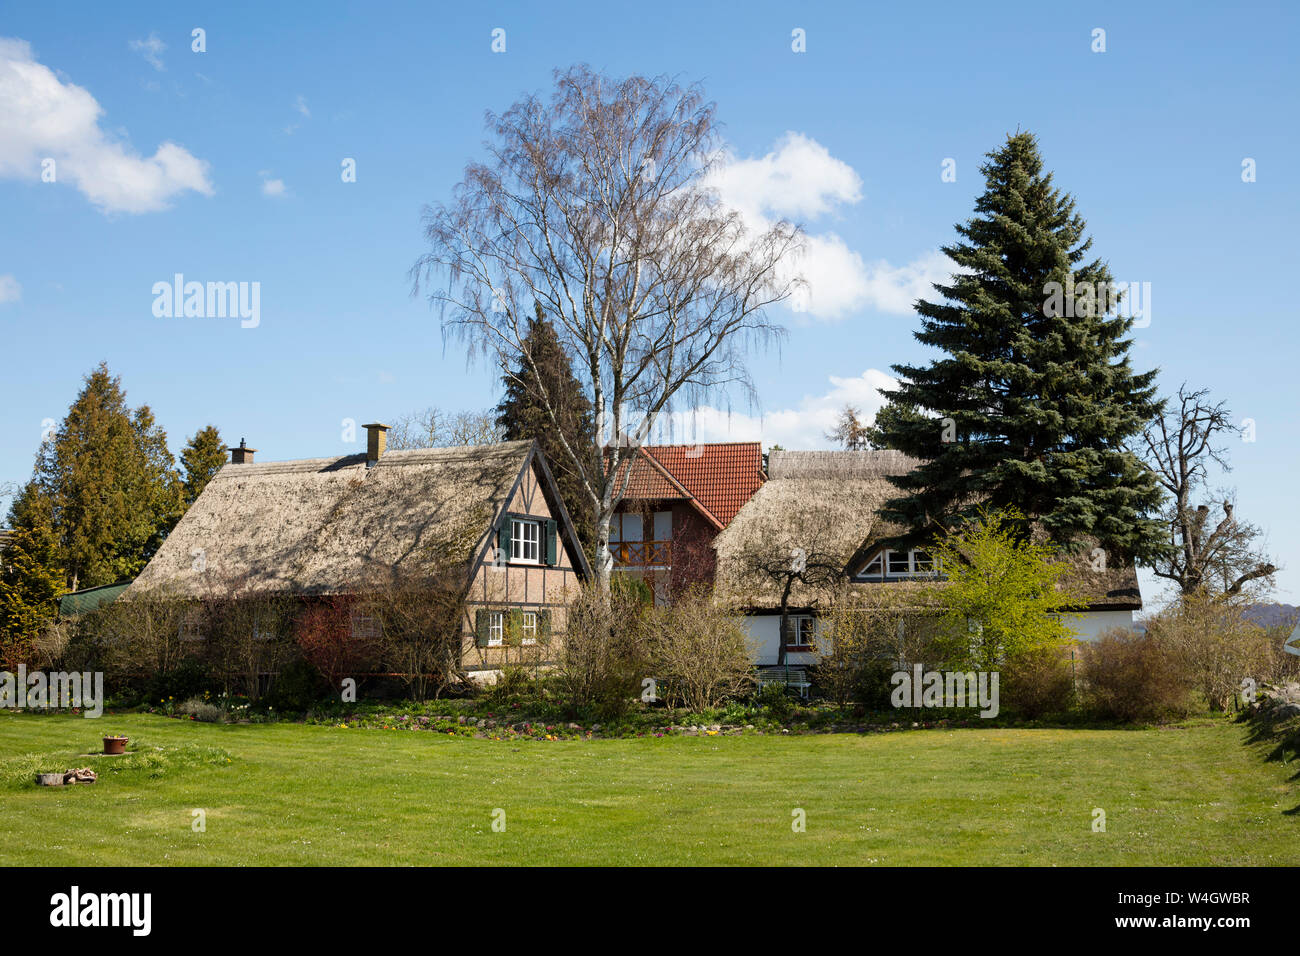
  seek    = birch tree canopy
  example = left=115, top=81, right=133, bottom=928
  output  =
left=413, top=65, right=803, bottom=590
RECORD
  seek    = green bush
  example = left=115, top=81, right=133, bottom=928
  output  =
left=265, top=658, right=330, bottom=712
left=754, top=682, right=795, bottom=722
left=144, top=658, right=211, bottom=707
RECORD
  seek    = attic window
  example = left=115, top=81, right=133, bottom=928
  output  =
left=511, top=518, right=541, bottom=564
left=858, top=549, right=941, bottom=580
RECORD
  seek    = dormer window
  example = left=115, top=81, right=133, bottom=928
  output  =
left=856, top=549, right=941, bottom=581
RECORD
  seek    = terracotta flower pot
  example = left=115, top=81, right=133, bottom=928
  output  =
left=103, top=736, right=128, bottom=755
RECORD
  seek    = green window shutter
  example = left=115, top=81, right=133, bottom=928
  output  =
left=474, top=609, right=489, bottom=647
left=497, top=515, right=512, bottom=562
left=507, top=608, right=523, bottom=646
left=539, top=609, right=553, bottom=645
left=545, top=519, right=558, bottom=565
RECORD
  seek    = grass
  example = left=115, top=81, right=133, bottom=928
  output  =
left=0, top=710, right=1295, bottom=865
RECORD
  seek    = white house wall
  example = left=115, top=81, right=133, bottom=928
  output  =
left=737, top=608, right=1135, bottom=666
left=1059, top=609, right=1136, bottom=642
left=738, top=614, right=820, bottom=666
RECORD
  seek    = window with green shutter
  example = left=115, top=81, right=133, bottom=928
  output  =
left=474, top=609, right=490, bottom=647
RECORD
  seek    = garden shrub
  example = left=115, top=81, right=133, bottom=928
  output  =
left=754, top=682, right=795, bottom=722
left=1000, top=646, right=1075, bottom=718
left=265, top=658, right=331, bottom=712
left=643, top=587, right=755, bottom=712
left=1080, top=627, right=1192, bottom=722
left=179, top=697, right=225, bottom=722
left=556, top=583, right=649, bottom=717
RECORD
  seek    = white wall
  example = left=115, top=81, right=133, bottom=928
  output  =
left=739, top=614, right=819, bottom=666
left=1059, top=609, right=1136, bottom=642
left=739, top=608, right=1136, bottom=666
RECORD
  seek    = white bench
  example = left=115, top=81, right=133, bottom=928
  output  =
left=756, top=666, right=811, bottom=698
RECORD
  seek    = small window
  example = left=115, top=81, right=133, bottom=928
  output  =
left=786, top=615, right=814, bottom=647
left=351, top=612, right=381, bottom=642
left=859, top=553, right=883, bottom=579
left=913, top=550, right=934, bottom=573
left=521, top=611, right=538, bottom=645
left=887, top=550, right=911, bottom=576
left=511, top=518, right=541, bottom=563
left=488, top=611, right=505, bottom=647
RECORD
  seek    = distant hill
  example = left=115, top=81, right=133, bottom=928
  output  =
left=1241, top=603, right=1299, bottom=628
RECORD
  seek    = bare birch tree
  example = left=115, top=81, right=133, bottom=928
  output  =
left=1135, top=384, right=1276, bottom=598
left=413, top=66, right=802, bottom=592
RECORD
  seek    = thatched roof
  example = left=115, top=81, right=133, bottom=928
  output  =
left=128, top=441, right=550, bottom=599
left=767, top=449, right=920, bottom=479
left=715, top=449, right=1141, bottom=612
left=714, top=453, right=906, bottom=610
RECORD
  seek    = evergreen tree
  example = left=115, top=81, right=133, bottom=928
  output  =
left=22, top=363, right=181, bottom=590
left=872, top=133, right=1165, bottom=563
left=179, top=425, right=228, bottom=506
left=0, top=486, right=63, bottom=667
left=495, top=302, right=596, bottom=550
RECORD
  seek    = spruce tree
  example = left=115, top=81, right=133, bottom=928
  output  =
left=495, top=302, right=596, bottom=550
left=180, top=425, right=227, bottom=506
left=872, top=133, right=1165, bottom=563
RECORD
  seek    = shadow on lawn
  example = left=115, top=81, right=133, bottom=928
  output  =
left=1238, top=703, right=1300, bottom=814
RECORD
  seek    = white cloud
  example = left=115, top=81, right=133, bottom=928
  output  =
left=0, top=274, right=20, bottom=304
left=260, top=175, right=286, bottom=197
left=707, top=131, right=862, bottom=223
left=293, top=94, right=310, bottom=118
left=706, top=132, right=956, bottom=320
left=129, top=32, right=166, bottom=72
left=0, top=37, right=213, bottom=213
left=654, top=368, right=898, bottom=449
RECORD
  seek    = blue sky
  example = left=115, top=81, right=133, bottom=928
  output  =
left=1, top=1, right=1297, bottom=603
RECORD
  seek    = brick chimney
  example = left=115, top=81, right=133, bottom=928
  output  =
left=228, top=438, right=256, bottom=464
left=363, top=423, right=389, bottom=466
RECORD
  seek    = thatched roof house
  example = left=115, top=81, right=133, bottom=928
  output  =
left=714, top=449, right=1142, bottom=665
left=128, top=428, right=590, bottom=677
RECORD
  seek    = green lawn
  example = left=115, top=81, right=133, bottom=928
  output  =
left=0, top=711, right=1295, bottom=865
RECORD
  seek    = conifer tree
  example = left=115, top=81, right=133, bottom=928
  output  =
left=495, top=302, right=596, bottom=550
left=0, top=486, right=63, bottom=666
left=179, top=425, right=228, bottom=506
left=22, top=363, right=181, bottom=590
left=872, top=133, right=1165, bottom=563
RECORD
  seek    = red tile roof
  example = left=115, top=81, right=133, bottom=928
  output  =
left=615, top=443, right=765, bottom=529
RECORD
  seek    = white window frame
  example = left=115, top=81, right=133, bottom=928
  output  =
left=786, top=614, right=815, bottom=647
left=488, top=611, right=505, bottom=647
left=511, top=518, right=541, bottom=564
left=521, top=610, right=538, bottom=645
left=864, top=549, right=940, bottom=579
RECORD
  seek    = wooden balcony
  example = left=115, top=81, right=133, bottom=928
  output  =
left=612, top=539, right=672, bottom=567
